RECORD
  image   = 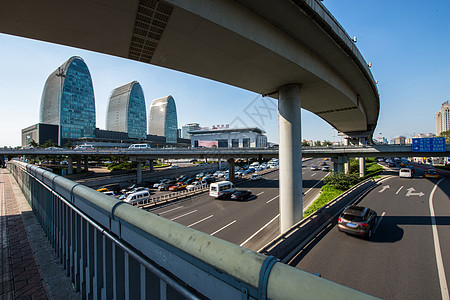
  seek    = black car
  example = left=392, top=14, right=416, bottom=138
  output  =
left=388, top=162, right=396, bottom=167
left=230, top=190, right=252, bottom=201
left=338, top=205, right=377, bottom=239
left=159, top=181, right=176, bottom=191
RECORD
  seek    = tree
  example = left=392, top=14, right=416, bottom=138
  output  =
left=302, top=141, right=310, bottom=147
left=42, top=139, right=58, bottom=148
left=314, top=140, right=322, bottom=146
left=64, top=141, right=73, bottom=149
left=323, top=140, right=332, bottom=146
left=29, top=139, right=39, bottom=148
left=438, top=130, right=450, bottom=142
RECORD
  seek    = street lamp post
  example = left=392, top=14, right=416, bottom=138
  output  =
left=56, top=67, right=66, bottom=146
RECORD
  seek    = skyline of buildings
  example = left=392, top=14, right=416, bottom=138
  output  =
left=148, top=96, right=178, bottom=143
left=106, top=81, right=147, bottom=140
left=39, top=56, right=96, bottom=145
left=37, top=56, right=181, bottom=144
left=435, top=100, right=450, bottom=136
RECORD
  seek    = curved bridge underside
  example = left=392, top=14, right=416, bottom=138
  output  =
left=0, top=0, right=379, bottom=137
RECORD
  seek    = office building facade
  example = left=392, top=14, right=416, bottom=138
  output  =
left=148, top=95, right=178, bottom=143
left=39, top=56, right=96, bottom=145
left=181, top=123, right=201, bottom=139
left=106, top=81, right=147, bottom=139
left=435, top=100, right=450, bottom=135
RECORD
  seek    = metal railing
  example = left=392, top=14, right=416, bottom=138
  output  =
left=7, top=160, right=376, bottom=299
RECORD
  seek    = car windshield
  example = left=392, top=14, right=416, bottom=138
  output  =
left=428, top=170, right=437, bottom=174
left=342, top=214, right=365, bottom=222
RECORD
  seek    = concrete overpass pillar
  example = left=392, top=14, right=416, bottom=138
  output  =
left=218, top=158, right=222, bottom=170
left=84, top=156, right=88, bottom=172
left=67, top=157, right=73, bottom=175
left=149, top=160, right=154, bottom=172
left=278, top=84, right=302, bottom=233
left=344, top=162, right=350, bottom=174
left=359, top=158, right=366, bottom=177
left=76, top=156, right=81, bottom=173
left=136, top=162, right=143, bottom=184
left=227, top=158, right=235, bottom=182
left=359, top=138, right=366, bottom=178
left=332, top=156, right=347, bottom=174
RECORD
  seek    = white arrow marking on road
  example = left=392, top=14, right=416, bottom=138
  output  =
left=406, top=187, right=425, bottom=197
left=379, top=185, right=390, bottom=193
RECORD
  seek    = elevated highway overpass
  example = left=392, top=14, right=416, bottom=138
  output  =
left=1, top=0, right=380, bottom=230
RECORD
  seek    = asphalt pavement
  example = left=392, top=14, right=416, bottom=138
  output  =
left=292, top=163, right=450, bottom=299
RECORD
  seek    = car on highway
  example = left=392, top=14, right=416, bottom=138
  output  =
left=169, top=183, right=188, bottom=191
left=338, top=205, right=378, bottom=239
left=123, top=190, right=150, bottom=204
left=158, top=181, right=176, bottom=191
left=243, top=169, right=254, bottom=175
left=310, top=165, right=319, bottom=170
left=399, top=168, right=412, bottom=178
left=424, top=169, right=439, bottom=179
left=209, top=181, right=236, bottom=199
left=406, top=165, right=416, bottom=174
left=186, top=180, right=207, bottom=191
left=153, top=179, right=170, bottom=189
left=320, top=162, right=328, bottom=166
left=74, top=144, right=95, bottom=150
left=322, top=166, right=330, bottom=172
left=388, top=162, right=396, bottom=167
left=102, top=191, right=115, bottom=197
left=250, top=174, right=262, bottom=181
left=230, top=190, right=252, bottom=201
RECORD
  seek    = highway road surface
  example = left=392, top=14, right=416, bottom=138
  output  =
left=291, top=164, right=450, bottom=299
left=149, top=158, right=330, bottom=251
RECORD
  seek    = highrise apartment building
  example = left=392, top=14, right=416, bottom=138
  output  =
left=106, top=81, right=147, bottom=139
left=435, top=100, right=450, bottom=135
left=148, top=96, right=178, bottom=143
left=39, top=56, right=96, bottom=145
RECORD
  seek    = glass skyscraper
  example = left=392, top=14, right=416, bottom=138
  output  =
left=106, top=81, right=147, bottom=139
left=148, top=96, right=178, bottom=143
left=39, top=56, right=96, bottom=145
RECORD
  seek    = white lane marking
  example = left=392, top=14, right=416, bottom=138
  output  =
left=379, top=185, right=390, bottom=193
left=304, top=173, right=331, bottom=195
left=373, top=212, right=385, bottom=233
left=157, top=206, right=183, bottom=215
left=256, top=191, right=264, bottom=196
left=266, top=195, right=279, bottom=204
left=429, top=179, right=449, bottom=300
left=311, top=173, right=316, bottom=177
left=240, top=214, right=280, bottom=247
left=396, top=186, right=403, bottom=194
left=170, top=210, right=197, bottom=221
left=188, top=215, right=214, bottom=228
left=211, top=220, right=236, bottom=236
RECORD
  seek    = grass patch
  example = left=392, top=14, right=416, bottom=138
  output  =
left=303, top=184, right=344, bottom=218
left=153, top=163, right=170, bottom=168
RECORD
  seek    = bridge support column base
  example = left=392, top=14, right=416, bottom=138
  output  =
left=68, top=157, right=73, bottom=175
left=137, top=162, right=143, bottom=184
left=278, top=84, right=302, bottom=234
left=227, top=158, right=235, bottom=182
left=359, top=157, right=366, bottom=177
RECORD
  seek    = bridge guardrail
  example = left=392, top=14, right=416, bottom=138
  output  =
left=7, top=161, right=376, bottom=300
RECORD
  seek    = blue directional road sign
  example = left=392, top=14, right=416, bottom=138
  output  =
left=412, top=137, right=446, bottom=152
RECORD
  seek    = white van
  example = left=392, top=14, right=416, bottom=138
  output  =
left=124, top=190, right=150, bottom=204
left=128, top=144, right=151, bottom=150
left=75, top=144, right=95, bottom=150
left=209, top=181, right=236, bottom=199
left=399, top=168, right=412, bottom=178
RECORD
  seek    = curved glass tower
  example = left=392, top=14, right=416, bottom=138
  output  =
left=39, top=56, right=96, bottom=145
left=148, top=96, right=178, bottom=143
left=106, top=81, right=147, bottom=139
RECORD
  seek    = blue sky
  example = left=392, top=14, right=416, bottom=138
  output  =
left=0, top=1, right=449, bottom=147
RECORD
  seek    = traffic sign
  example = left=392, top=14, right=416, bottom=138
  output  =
left=412, top=137, right=445, bottom=152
